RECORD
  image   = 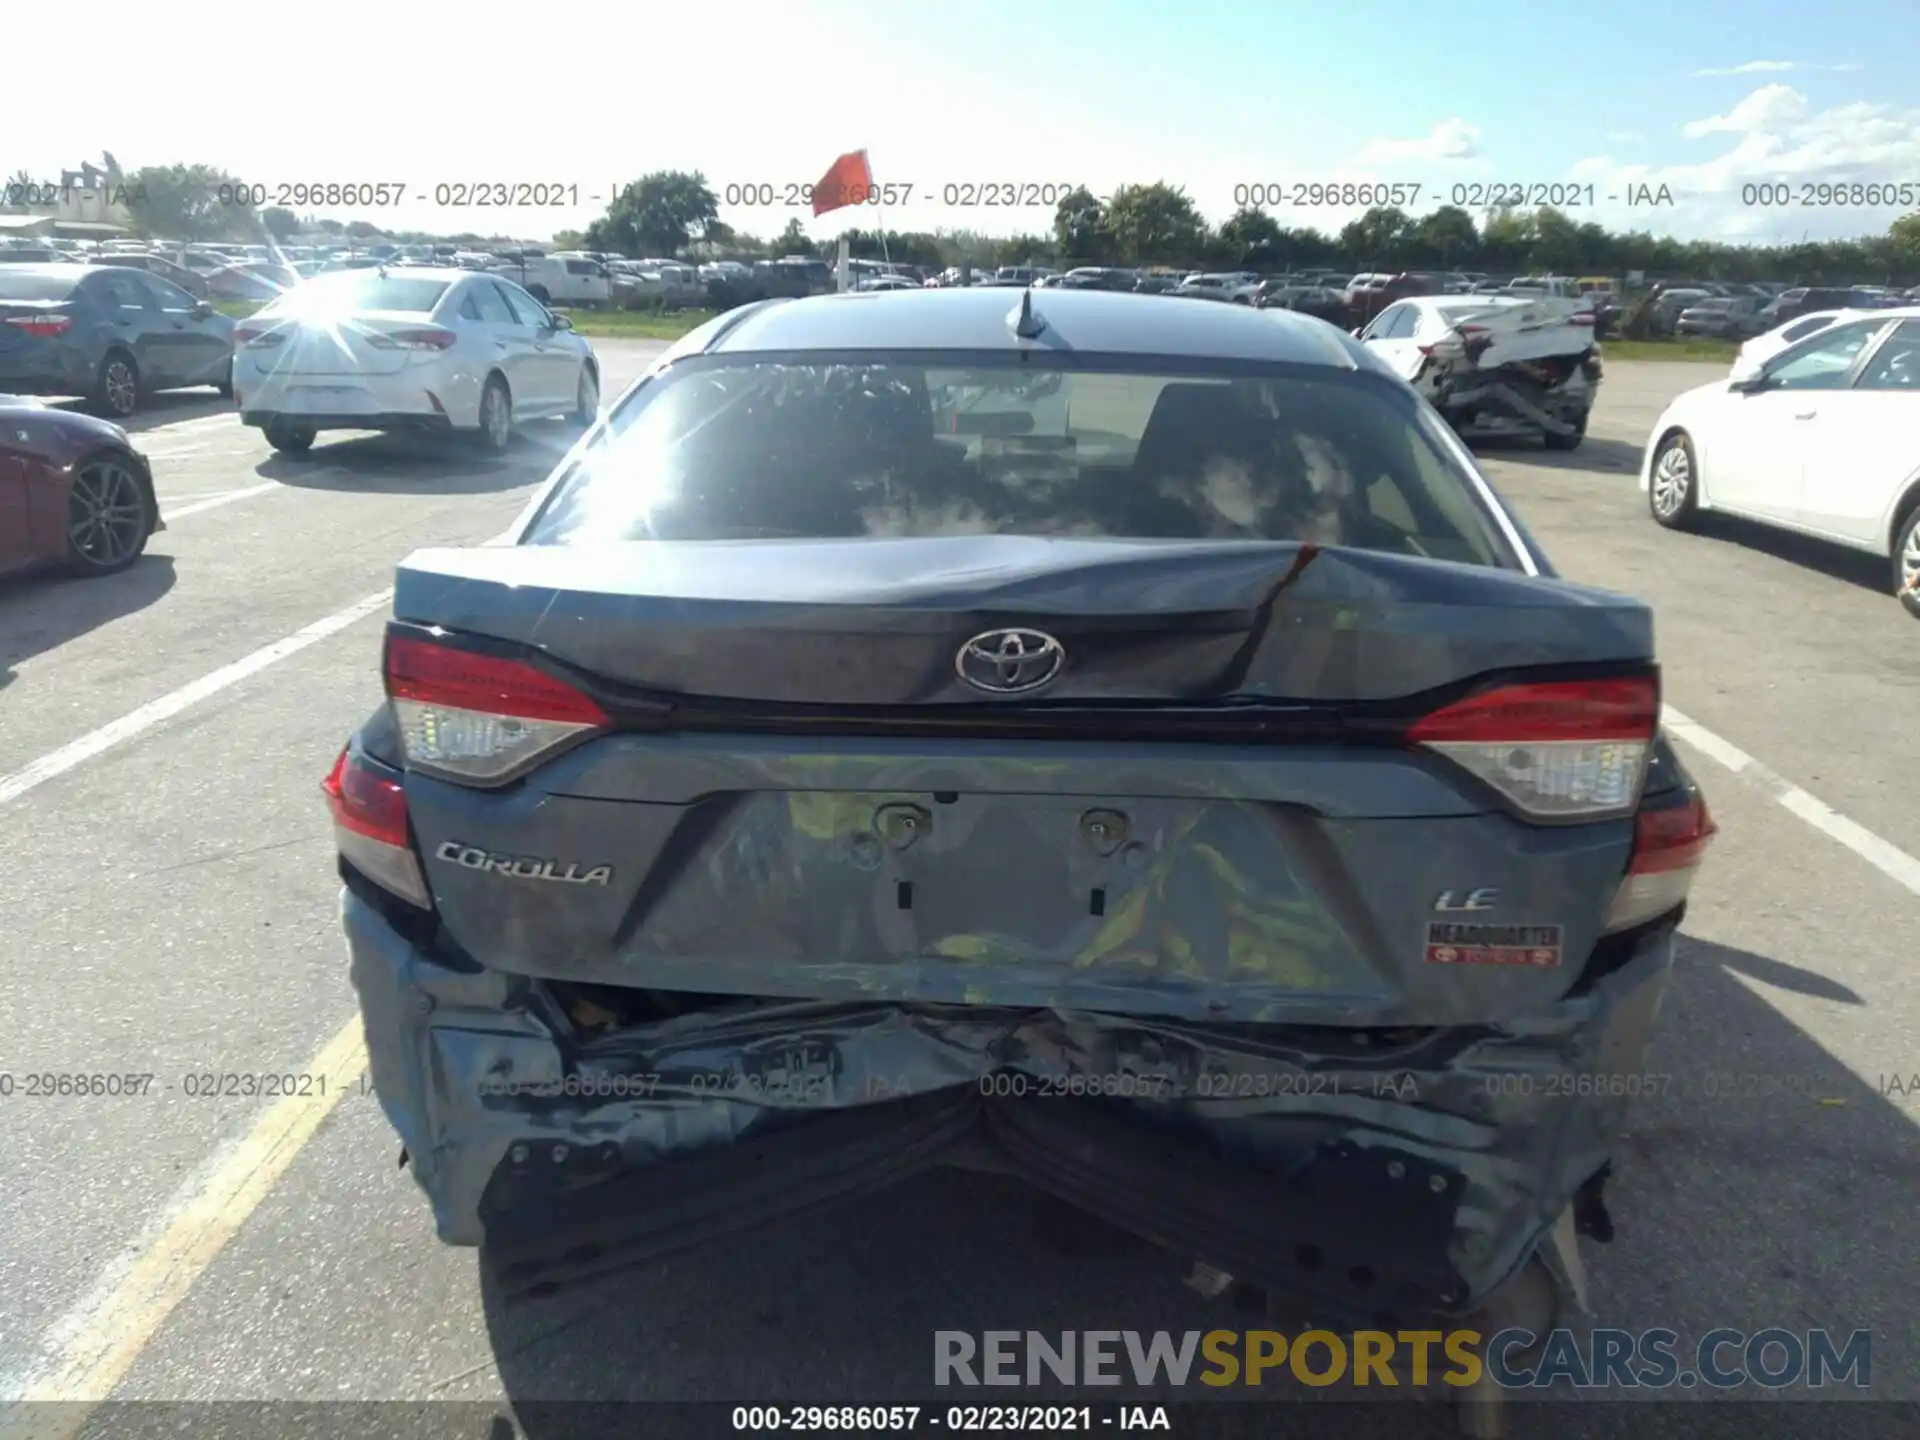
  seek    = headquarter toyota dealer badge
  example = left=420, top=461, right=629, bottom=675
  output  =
left=1425, top=921, right=1564, bottom=967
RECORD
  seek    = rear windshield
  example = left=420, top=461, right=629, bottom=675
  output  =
left=523, top=359, right=1510, bottom=568
left=266, top=272, right=449, bottom=314
left=0, top=269, right=80, bottom=300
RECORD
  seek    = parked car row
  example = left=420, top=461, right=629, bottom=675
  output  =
left=0, top=263, right=235, bottom=417
left=1, top=263, right=605, bottom=585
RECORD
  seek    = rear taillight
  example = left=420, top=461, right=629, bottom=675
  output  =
left=1604, top=789, right=1717, bottom=931
left=1569, top=312, right=1595, bottom=326
left=1406, top=676, right=1657, bottom=820
left=367, top=328, right=457, bottom=351
left=1420, top=323, right=1490, bottom=358
left=6, top=314, right=72, bottom=337
left=322, top=745, right=429, bottom=907
left=233, top=324, right=285, bottom=347
left=384, top=632, right=610, bottom=785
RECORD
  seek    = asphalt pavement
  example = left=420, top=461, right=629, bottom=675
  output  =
left=0, top=343, right=1915, bottom=1440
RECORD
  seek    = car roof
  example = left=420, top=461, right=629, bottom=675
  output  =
left=699, top=287, right=1365, bottom=368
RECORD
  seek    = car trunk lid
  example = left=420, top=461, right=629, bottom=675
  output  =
left=237, top=307, right=444, bottom=376
left=373, top=538, right=1659, bottom=1025
left=390, top=537, right=1649, bottom=705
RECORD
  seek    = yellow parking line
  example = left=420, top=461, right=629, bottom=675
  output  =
left=5, top=1018, right=369, bottom=1437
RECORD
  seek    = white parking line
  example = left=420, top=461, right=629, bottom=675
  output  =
left=145, top=412, right=236, bottom=436
left=0, top=588, right=393, bottom=808
left=1665, top=705, right=1920, bottom=897
left=0, top=1018, right=369, bottom=1426
left=162, top=482, right=278, bottom=521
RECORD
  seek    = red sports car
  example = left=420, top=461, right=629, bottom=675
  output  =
left=0, top=395, right=162, bottom=578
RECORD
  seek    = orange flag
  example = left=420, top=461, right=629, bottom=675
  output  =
left=812, top=149, right=874, bottom=217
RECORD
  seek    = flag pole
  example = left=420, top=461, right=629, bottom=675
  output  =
left=865, top=150, right=892, bottom=270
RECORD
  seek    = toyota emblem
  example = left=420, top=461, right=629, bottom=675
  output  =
left=956, top=628, right=1066, bottom=695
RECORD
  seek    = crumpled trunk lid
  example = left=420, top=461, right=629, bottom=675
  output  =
left=391, top=536, right=1647, bottom=705
left=388, top=537, right=1652, bottom=1027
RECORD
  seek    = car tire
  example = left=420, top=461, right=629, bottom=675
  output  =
left=1542, top=416, right=1587, bottom=452
left=265, top=419, right=316, bottom=453
left=1892, top=500, right=1920, bottom=618
left=473, top=374, right=513, bottom=453
left=64, top=453, right=154, bottom=577
left=1648, top=430, right=1701, bottom=530
left=88, top=349, right=141, bottom=420
left=216, top=359, right=234, bottom=399
left=527, top=285, right=551, bottom=305
left=572, top=365, right=599, bottom=427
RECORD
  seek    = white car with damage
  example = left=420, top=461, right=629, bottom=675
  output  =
left=1358, top=293, right=1601, bottom=450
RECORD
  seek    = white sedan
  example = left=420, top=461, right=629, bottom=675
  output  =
left=232, top=267, right=599, bottom=454
left=1640, top=307, right=1920, bottom=616
left=1728, top=308, right=1857, bottom=378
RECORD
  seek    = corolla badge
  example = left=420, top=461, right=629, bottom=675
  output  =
left=435, top=841, right=612, bottom=885
left=956, top=628, right=1066, bottom=694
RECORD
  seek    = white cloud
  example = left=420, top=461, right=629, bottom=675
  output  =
left=1569, top=84, right=1920, bottom=241
left=1355, top=119, right=1481, bottom=165
left=1693, top=60, right=1863, bottom=76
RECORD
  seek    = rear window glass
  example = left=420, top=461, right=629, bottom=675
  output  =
left=0, top=269, right=80, bottom=300
left=524, top=359, right=1509, bottom=568
left=266, top=272, right=449, bottom=313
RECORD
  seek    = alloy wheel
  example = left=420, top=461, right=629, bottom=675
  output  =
left=484, top=385, right=510, bottom=448
left=1651, top=444, right=1690, bottom=518
left=1901, top=516, right=1920, bottom=594
left=103, top=359, right=137, bottom=416
left=68, top=460, right=147, bottom=567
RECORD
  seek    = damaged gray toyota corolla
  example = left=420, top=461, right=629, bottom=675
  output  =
left=326, top=287, right=1714, bottom=1335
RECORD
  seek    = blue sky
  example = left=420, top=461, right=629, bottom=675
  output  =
left=9, top=0, right=1918, bottom=245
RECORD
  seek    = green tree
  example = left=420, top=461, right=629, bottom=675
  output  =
left=261, top=206, right=299, bottom=240
left=1103, top=182, right=1208, bottom=265
left=1218, top=206, right=1284, bottom=266
left=586, top=170, right=719, bottom=257
left=1052, top=186, right=1113, bottom=262
left=1339, top=205, right=1415, bottom=264
left=1409, top=205, right=1480, bottom=265
left=123, top=163, right=246, bottom=240
left=4, top=169, right=32, bottom=213
left=772, top=217, right=815, bottom=256
left=994, top=232, right=1053, bottom=266
left=1890, top=211, right=1920, bottom=260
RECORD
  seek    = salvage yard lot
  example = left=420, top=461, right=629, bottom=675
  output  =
left=0, top=353, right=1914, bottom=1439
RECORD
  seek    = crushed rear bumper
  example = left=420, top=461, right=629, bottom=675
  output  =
left=343, top=888, right=1674, bottom=1319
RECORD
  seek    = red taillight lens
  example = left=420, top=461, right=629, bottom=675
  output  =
left=1627, top=791, right=1718, bottom=874
left=1605, top=789, right=1716, bottom=930
left=322, top=745, right=429, bottom=906
left=384, top=633, right=609, bottom=785
left=1408, top=677, right=1657, bottom=819
left=6, top=314, right=72, bottom=337
left=1569, top=312, right=1595, bottom=326
left=234, top=324, right=285, bottom=347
